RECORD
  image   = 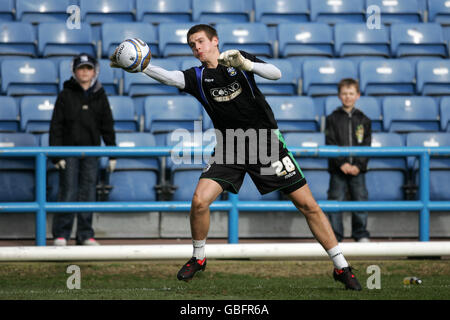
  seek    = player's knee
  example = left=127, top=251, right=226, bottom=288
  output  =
left=191, top=193, right=211, bottom=214
left=296, top=197, right=321, bottom=216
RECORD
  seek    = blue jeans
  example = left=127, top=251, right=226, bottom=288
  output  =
left=326, top=172, right=370, bottom=242
left=52, top=157, right=98, bottom=244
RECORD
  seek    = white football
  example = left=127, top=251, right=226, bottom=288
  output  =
left=115, top=38, right=151, bottom=72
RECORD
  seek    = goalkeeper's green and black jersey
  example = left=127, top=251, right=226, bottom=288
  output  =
left=182, top=51, right=286, bottom=162
left=182, top=51, right=278, bottom=133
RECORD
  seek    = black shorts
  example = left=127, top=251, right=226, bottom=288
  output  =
left=199, top=148, right=307, bottom=195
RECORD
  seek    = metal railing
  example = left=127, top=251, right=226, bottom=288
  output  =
left=1, top=146, right=450, bottom=246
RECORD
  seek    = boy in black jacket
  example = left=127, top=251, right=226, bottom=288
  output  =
left=49, top=53, right=116, bottom=246
left=325, top=78, right=371, bottom=242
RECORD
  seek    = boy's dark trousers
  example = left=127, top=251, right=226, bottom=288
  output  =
left=326, top=171, right=370, bottom=242
left=52, top=157, right=98, bottom=244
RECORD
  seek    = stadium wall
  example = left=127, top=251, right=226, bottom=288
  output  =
left=1, top=210, right=450, bottom=240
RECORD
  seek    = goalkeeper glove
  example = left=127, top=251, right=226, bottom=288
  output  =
left=217, top=50, right=253, bottom=72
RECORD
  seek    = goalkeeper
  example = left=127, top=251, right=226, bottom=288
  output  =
left=110, top=24, right=362, bottom=290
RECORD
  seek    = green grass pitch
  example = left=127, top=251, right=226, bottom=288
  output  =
left=0, top=259, right=449, bottom=300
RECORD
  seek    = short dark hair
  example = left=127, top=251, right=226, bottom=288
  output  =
left=186, top=24, right=218, bottom=44
left=338, top=78, right=360, bottom=94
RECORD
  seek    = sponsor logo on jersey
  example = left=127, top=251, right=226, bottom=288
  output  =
left=227, top=67, right=237, bottom=76
left=204, top=78, right=214, bottom=82
left=210, top=81, right=242, bottom=102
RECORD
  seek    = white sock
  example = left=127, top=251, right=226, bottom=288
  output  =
left=192, top=239, right=206, bottom=260
left=327, top=245, right=349, bottom=270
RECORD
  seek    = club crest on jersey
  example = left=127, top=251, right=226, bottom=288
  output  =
left=227, top=67, right=237, bottom=76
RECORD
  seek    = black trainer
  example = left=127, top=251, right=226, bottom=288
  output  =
left=177, top=257, right=207, bottom=282
left=333, top=266, right=362, bottom=291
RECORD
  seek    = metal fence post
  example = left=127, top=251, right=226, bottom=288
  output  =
left=35, top=153, right=47, bottom=246
left=228, top=192, right=239, bottom=244
left=419, top=152, right=430, bottom=241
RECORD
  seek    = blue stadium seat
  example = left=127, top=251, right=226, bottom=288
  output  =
left=254, top=0, right=309, bottom=24
left=165, top=133, right=211, bottom=201
left=169, top=167, right=202, bottom=200
left=20, top=96, right=56, bottom=133
left=1, top=59, right=58, bottom=96
left=38, top=22, right=96, bottom=58
left=334, top=23, right=390, bottom=58
left=0, top=132, right=37, bottom=202
left=416, top=59, right=450, bottom=96
left=382, top=96, right=440, bottom=132
left=278, top=23, right=333, bottom=58
left=101, top=22, right=159, bottom=58
left=267, top=96, right=320, bottom=132
left=58, top=59, right=74, bottom=90
left=123, top=58, right=180, bottom=97
left=406, top=132, right=450, bottom=200
left=366, top=0, right=423, bottom=24
left=108, top=133, right=160, bottom=201
left=0, top=0, right=14, bottom=22
left=216, top=23, right=273, bottom=58
left=180, top=57, right=202, bottom=71
left=366, top=132, right=407, bottom=200
left=428, top=0, right=450, bottom=25
left=108, top=96, right=138, bottom=132
left=359, top=59, right=415, bottom=96
left=283, top=132, right=329, bottom=200
left=369, top=132, right=407, bottom=169
left=158, top=23, right=195, bottom=57
left=136, top=0, right=192, bottom=23
left=444, top=26, right=450, bottom=43
left=16, top=0, right=70, bottom=23
left=302, top=59, right=357, bottom=96
left=417, top=0, right=429, bottom=12
left=98, top=59, right=121, bottom=95
left=310, top=0, right=365, bottom=24
left=440, top=97, right=450, bottom=131
left=0, top=22, right=37, bottom=57
left=390, top=23, right=448, bottom=58
left=283, top=132, right=327, bottom=168
left=0, top=96, right=19, bottom=132
left=325, top=96, right=383, bottom=131
left=192, top=0, right=252, bottom=23
left=143, top=95, right=203, bottom=145
left=254, top=59, right=298, bottom=95
left=80, top=0, right=135, bottom=24
left=202, top=108, right=213, bottom=131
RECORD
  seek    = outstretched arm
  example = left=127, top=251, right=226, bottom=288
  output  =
left=252, top=62, right=281, bottom=80
left=142, top=64, right=185, bottom=90
left=109, top=46, right=185, bottom=89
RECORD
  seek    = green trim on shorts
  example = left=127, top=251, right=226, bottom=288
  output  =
left=274, top=129, right=305, bottom=179
left=271, top=177, right=306, bottom=194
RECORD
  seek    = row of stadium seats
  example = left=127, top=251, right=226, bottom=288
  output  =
left=2, top=95, right=450, bottom=135
left=1, top=0, right=449, bottom=25
left=1, top=21, right=450, bottom=59
left=1, top=131, right=449, bottom=202
left=1, top=58, right=449, bottom=98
